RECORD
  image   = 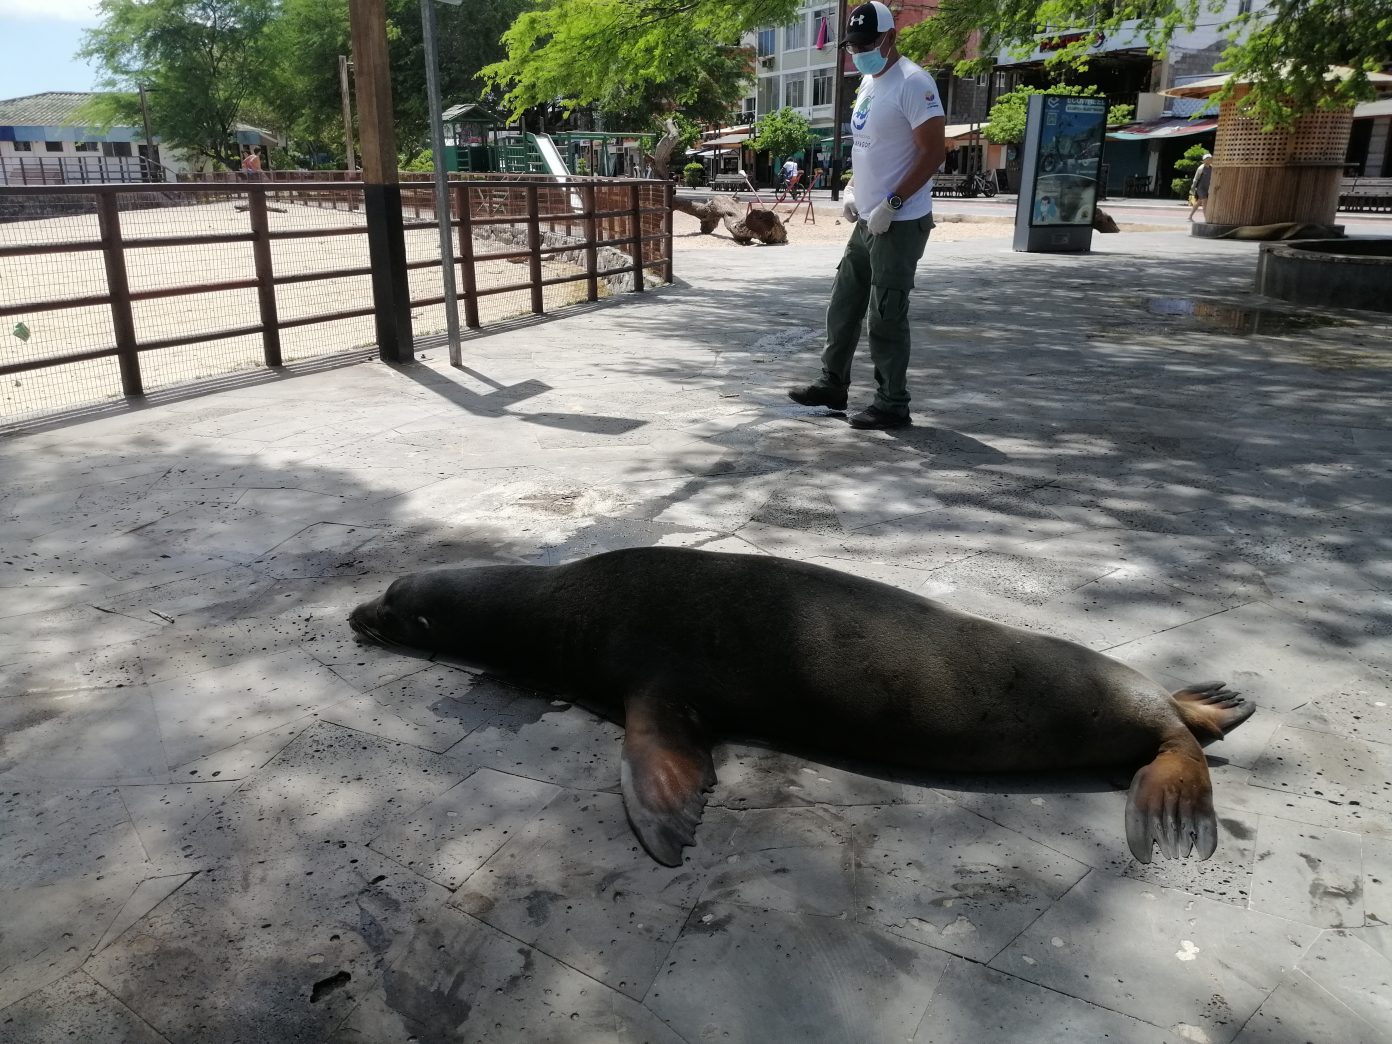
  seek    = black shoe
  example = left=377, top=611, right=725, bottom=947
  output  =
left=787, top=384, right=848, bottom=411
left=848, top=405, right=911, bottom=430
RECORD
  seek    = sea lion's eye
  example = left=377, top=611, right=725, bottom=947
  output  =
left=417, top=616, right=431, bottom=629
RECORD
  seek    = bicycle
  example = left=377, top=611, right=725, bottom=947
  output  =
left=963, top=171, right=998, bottom=198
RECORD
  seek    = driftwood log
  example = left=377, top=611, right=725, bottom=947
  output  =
left=1093, top=207, right=1120, bottom=233
left=672, top=194, right=787, bottom=245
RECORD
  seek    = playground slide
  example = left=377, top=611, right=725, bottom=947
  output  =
left=530, top=132, right=584, bottom=214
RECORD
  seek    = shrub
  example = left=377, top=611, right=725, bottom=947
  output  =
left=683, top=162, right=706, bottom=187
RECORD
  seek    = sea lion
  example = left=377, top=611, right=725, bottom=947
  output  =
left=349, top=547, right=1255, bottom=866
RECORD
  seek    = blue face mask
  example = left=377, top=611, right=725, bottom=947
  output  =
left=851, top=44, right=889, bottom=76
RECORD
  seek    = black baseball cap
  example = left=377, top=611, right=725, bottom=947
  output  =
left=844, top=2, right=895, bottom=47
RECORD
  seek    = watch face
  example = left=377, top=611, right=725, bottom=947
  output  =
left=888, top=194, right=904, bottom=209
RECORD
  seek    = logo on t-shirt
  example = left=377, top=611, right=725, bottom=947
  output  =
left=924, top=91, right=937, bottom=104
left=851, top=92, right=872, bottom=131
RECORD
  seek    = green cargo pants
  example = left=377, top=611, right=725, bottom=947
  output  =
left=818, top=214, right=934, bottom=416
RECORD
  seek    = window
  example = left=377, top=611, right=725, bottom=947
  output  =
left=44, top=141, right=64, bottom=152
left=75, top=141, right=98, bottom=152
left=102, top=141, right=133, bottom=158
left=1237, top=0, right=1252, bottom=11
left=785, top=17, right=807, bottom=51
left=13, top=141, right=32, bottom=152
left=757, top=75, right=778, bottom=116
left=812, top=7, right=836, bottom=48
left=812, top=69, right=835, bottom=106
left=785, top=74, right=806, bottom=109
left=756, top=28, right=776, bottom=57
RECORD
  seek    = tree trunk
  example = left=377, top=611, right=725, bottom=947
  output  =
left=650, top=117, right=680, bottom=181
left=672, top=194, right=788, bottom=245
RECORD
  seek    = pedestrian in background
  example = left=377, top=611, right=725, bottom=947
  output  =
left=787, top=1, right=946, bottom=430
left=1188, top=153, right=1213, bottom=221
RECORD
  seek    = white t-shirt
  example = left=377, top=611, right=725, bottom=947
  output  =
left=849, top=56, right=945, bottom=220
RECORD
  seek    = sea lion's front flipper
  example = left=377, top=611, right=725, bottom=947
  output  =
left=620, top=691, right=716, bottom=867
left=1124, top=731, right=1217, bottom=863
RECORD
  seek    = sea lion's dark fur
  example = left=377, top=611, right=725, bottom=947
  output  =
left=350, top=547, right=1254, bottom=865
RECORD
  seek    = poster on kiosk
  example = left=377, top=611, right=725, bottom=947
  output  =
left=1013, top=94, right=1108, bottom=252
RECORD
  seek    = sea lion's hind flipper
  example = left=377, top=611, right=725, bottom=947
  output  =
left=1124, top=734, right=1217, bottom=863
left=1171, top=680, right=1256, bottom=741
left=620, top=691, right=716, bottom=867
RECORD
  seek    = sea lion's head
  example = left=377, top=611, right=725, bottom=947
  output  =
left=349, top=573, right=441, bottom=652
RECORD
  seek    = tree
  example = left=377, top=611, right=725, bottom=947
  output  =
left=482, top=0, right=801, bottom=127
left=983, top=85, right=1133, bottom=143
left=897, top=0, right=1392, bottom=126
left=748, top=105, right=815, bottom=160
left=1171, top=142, right=1208, bottom=198
left=80, top=0, right=277, bottom=169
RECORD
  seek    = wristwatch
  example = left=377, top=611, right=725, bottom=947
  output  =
left=886, top=194, right=904, bottom=210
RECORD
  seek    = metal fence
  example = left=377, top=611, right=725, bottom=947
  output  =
left=1, top=155, right=157, bottom=186
left=0, top=176, right=673, bottom=428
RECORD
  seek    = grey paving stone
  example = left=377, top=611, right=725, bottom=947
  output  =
left=1366, top=836, right=1392, bottom=927
left=0, top=971, right=168, bottom=1044
left=1289, top=681, right=1392, bottom=749
left=1041, top=564, right=1231, bottom=651
left=1248, top=820, right=1364, bottom=928
left=991, top=870, right=1320, bottom=1042
left=921, top=549, right=1113, bottom=608
left=145, top=647, right=363, bottom=769
left=1231, top=968, right=1386, bottom=1044
left=1210, top=766, right=1392, bottom=842
left=446, top=704, right=623, bottom=791
left=710, top=743, right=911, bottom=809
left=254, top=522, right=385, bottom=579
left=86, top=846, right=449, bottom=1044
left=321, top=666, right=522, bottom=754
left=646, top=899, right=949, bottom=1044
left=1250, top=725, right=1392, bottom=815
left=171, top=713, right=322, bottom=782
left=912, top=957, right=1173, bottom=1044
left=329, top=904, right=685, bottom=1044
left=118, top=782, right=240, bottom=865
left=0, top=686, right=170, bottom=785
left=100, top=564, right=281, bottom=629
left=1291, top=929, right=1392, bottom=1039
left=451, top=788, right=736, bottom=999
left=180, top=721, right=469, bottom=862
left=0, top=604, right=166, bottom=664
left=371, top=768, right=561, bottom=890
left=700, top=805, right=853, bottom=918
left=845, top=797, right=1091, bottom=961
left=92, top=873, right=198, bottom=953
left=0, top=787, right=148, bottom=889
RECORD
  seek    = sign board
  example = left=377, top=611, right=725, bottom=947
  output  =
left=1012, top=94, right=1108, bottom=253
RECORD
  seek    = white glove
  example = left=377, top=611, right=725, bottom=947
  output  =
left=841, top=190, right=859, bottom=223
left=865, top=199, right=895, bottom=235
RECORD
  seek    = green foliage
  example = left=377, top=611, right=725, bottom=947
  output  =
left=400, top=150, right=436, bottom=172
left=683, top=161, right=706, bottom=187
left=984, top=84, right=1105, bottom=144
left=748, top=106, right=815, bottom=160
left=895, top=0, right=1392, bottom=126
left=1171, top=142, right=1208, bottom=198
left=575, top=156, right=591, bottom=175
left=1108, top=103, right=1135, bottom=126
left=80, top=0, right=277, bottom=168
left=483, top=1, right=799, bottom=127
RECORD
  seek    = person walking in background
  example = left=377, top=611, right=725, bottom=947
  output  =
left=242, top=146, right=264, bottom=179
left=1188, top=153, right=1213, bottom=221
left=779, top=156, right=798, bottom=191
left=787, top=1, right=946, bottom=431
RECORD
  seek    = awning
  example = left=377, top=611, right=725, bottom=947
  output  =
left=702, top=134, right=750, bottom=147
left=1354, top=98, right=1392, bottom=119
left=1107, top=116, right=1218, bottom=140
left=1162, top=67, right=1392, bottom=99
left=943, top=123, right=985, bottom=140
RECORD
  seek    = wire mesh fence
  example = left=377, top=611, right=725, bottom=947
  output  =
left=0, top=175, right=672, bottom=429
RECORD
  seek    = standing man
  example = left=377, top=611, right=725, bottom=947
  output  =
left=1188, top=153, right=1213, bottom=221
left=788, top=1, right=946, bottom=430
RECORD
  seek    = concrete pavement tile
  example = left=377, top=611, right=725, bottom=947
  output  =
left=0, top=603, right=166, bottom=664
left=0, top=641, right=145, bottom=697
left=254, top=522, right=384, bottom=579
left=118, top=782, right=240, bottom=865
left=1367, top=836, right=1392, bottom=926
left=1198, top=706, right=1286, bottom=771
left=911, top=958, right=1173, bottom=1044
left=990, top=871, right=1320, bottom=1042
left=1288, top=681, right=1392, bottom=748
left=330, top=904, right=683, bottom=1044
left=320, top=666, right=519, bottom=753
left=1106, top=603, right=1365, bottom=715
left=1041, top=565, right=1231, bottom=651
left=1231, top=968, right=1385, bottom=1044
left=940, top=776, right=1259, bottom=906
left=180, top=721, right=468, bottom=862
left=85, top=846, right=449, bottom=1044
left=371, top=768, right=561, bottom=890
left=711, top=743, right=910, bottom=810
left=146, top=647, right=362, bottom=768
left=98, top=565, right=280, bottom=629
left=171, top=714, right=321, bottom=782
left=0, top=787, right=147, bottom=888
left=1248, top=820, right=1364, bottom=928
left=801, top=554, right=936, bottom=593
left=1292, top=929, right=1392, bottom=1038
left=450, top=789, right=733, bottom=999
left=1210, top=767, right=1392, bottom=842
left=846, top=797, right=1091, bottom=962
left=646, top=899, right=949, bottom=1044
left=0, top=874, right=141, bottom=1010
left=700, top=806, right=853, bottom=918
left=0, top=971, right=168, bottom=1044
left=1250, top=725, right=1392, bottom=814
left=446, top=705, right=623, bottom=791
left=92, top=873, right=198, bottom=954
left=0, top=686, right=170, bottom=785
left=920, top=548, right=1113, bottom=607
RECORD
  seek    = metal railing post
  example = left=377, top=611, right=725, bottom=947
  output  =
left=454, top=182, right=480, bottom=332
left=247, top=187, right=283, bottom=367
left=95, top=191, right=143, bottom=397
left=526, top=183, right=543, bottom=315
left=629, top=182, right=644, bottom=293
left=663, top=181, right=674, bottom=284
left=583, top=184, right=599, bottom=303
